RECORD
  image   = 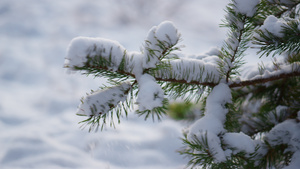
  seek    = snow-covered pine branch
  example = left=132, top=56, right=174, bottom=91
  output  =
left=65, top=21, right=226, bottom=124
left=219, top=0, right=259, bottom=82
left=253, top=15, right=300, bottom=57
left=65, top=0, right=300, bottom=168
left=76, top=82, right=132, bottom=131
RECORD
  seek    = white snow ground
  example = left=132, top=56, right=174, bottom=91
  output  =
left=0, top=0, right=229, bottom=168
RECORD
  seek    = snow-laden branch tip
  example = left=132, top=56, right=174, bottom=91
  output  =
left=143, top=21, right=180, bottom=69
left=65, top=37, right=126, bottom=70
left=77, top=82, right=131, bottom=116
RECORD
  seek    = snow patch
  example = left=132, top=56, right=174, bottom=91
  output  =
left=155, top=21, right=179, bottom=46
left=143, top=21, right=180, bottom=69
left=77, top=82, right=131, bottom=116
left=283, top=151, right=300, bottom=169
left=127, top=51, right=144, bottom=79
left=156, top=57, right=220, bottom=83
left=223, top=132, right=256, bottom=154
left=66, top=37, right=126, bottom=70
left=194, top=131, right=227, bottom=163
left=205, top=83, right=232, bottom=122
left=265, top=120, right=300, bottom=153
left=137, top=74, right=165, bottom=111
left=259, top=15, right=286, bottom=38
left=241, top=62, right=300, bottom=82
left=187, top=83, right=232, bottom=163
left=188, top=83, right=232, bottom=137
left=234, top=0, right=259, bottom=17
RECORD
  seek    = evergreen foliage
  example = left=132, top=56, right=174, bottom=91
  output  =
left=65, top=0, right=300, bottom=168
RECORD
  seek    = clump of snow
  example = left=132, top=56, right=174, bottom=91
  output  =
left=223, top=132, right=256, bottom=155
left=234, top=0, right=259, bottom=17
left=205, top=47, right=221, bottom=56
left=155, top=21, right=179, bottom=47
left=189, top=116, right=225, bottom=137
left=187, top=83, right=232, bottom=163
left=127, top=51, right=144, bottom=79
left=265, top=120, right=299, bottom=148
left=65, top=37, right=126, bottom=70
left=283, top=151, right=300, bottom=169
left=290, top=129, right=300, bottom=152
left=78, top=82, right=131, bottom=116
left=154, top=57, right=220, bottom=83
left=143, top=21, right=180, bottom=69
left=258, top=15, right=286, bottom=38
left=137, top=74, right=165, bottom=111
left=241, top=62, right=273, bottom=80
left=143, top=26, right=160, bottom=68
left=241, top=62, right=300, bottom=82
left=189, top=83, right=232, bottom=136
left=205, top=83, right=232, bottom=122
left=194, top=131, right=227, bottom=163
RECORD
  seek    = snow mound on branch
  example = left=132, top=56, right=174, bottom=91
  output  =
left=234, top=0, right=259, bottom=17
left=66, top=37, right=126, bottom=70
left=283, top=151, right=300, bottom=169
left=205, top=83, right=232, bottom=122
left=266, top=120, right=300, bottom=169
left=188, top=83, right=232, bottom=137
left=242, top=62, right=300, bottom=81
left=137, top=74, right=164, bottom=111
left=223, top=132, right=256, bottom=154
left=155, top=21, right=179, bottom=46
left=265, top=120, right=299, bottom=148
left=143, top=26, right=160, bottom=68
left=143, top=21, right=180, bottom=69
left=196, top=131, right=227, bottom=163
left=127, top=52, right=144, bottom=79
left=77, top=82, right=131, bottom=116
left=161, top=57, right=220, bottom=83
left=259, top=15, right=286, bottom=37
left=188, top=83, right=232, bottom=163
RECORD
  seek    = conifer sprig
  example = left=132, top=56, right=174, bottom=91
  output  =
left=253, top=19, right=300, bottom=57
left=219, top=1, right=256, bottom=82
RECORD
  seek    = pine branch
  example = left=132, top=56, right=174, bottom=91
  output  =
left=179, top=133, right=216, bottom=169
left=82, top=60, right=300, bottom=89
left=229, top=69, right=300, bottom=88
left=219, top=1, right=257, bottom=83
left=63, top=0, right=300, bottom=168
left=224, top=17, right=247, bottom=83
left=77, top=82, right=133, bottom=132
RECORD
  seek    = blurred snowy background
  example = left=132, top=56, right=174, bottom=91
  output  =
left=0, top=0, right=229, bottom=168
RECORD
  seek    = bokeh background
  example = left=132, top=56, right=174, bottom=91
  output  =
left=0, top=0, right=230, bottom=168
